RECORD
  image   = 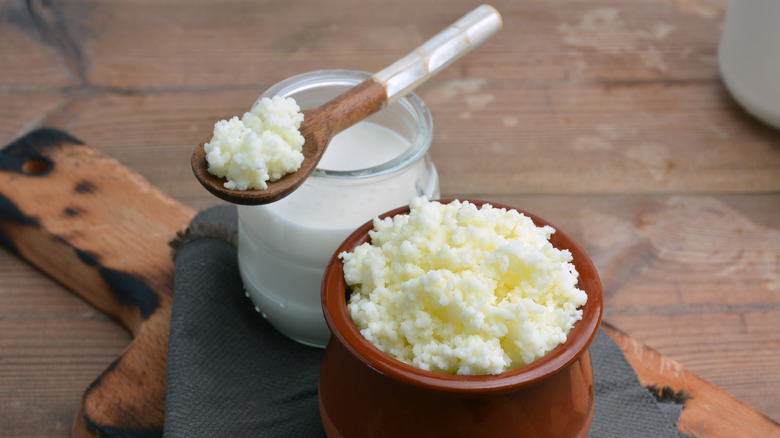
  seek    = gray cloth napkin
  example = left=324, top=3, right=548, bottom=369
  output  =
left=164, top=205, right=691, bottom=438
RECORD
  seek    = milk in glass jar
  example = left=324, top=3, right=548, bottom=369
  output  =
left=237, top=70, right=439, bottom=347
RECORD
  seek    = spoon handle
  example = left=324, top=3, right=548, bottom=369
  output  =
left=374, top=4, right=503, bottom=105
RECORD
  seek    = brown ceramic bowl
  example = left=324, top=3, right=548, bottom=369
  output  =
left=319, top=199, right=603, bottom=438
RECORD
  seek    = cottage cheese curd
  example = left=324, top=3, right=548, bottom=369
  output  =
left=204, top=96, right=305, bottom=190
left=340, top=198, right=587, bottom=375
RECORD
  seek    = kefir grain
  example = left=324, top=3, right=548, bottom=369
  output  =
left=341, top=198, right=587, bottom=375
left=205, top=96, right=305, bottom=190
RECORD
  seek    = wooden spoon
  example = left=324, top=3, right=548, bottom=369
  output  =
left=192, top=4, right=502, bottom=205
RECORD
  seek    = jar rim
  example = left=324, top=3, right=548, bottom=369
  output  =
left=321, top=199, right=604, bottom=394
left=261, top=69, right=434, bottom=179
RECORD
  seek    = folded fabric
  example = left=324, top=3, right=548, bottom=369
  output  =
left=164, top=205, right=691, bottom=437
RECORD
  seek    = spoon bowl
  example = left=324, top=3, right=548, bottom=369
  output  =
left=191, top=79, right=387, bottom=205
left=192, top=5, right=502, bottom=205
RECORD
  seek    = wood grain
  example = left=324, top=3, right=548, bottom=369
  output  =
left=1, top=0, right=778, bottom=435
left=0, top=130, right=194, bottom=436
left=41, top=0, right=729, bottom=88
left=1, top=133, right=776, bottom=438
left=604, top=323, right=780, bottom=438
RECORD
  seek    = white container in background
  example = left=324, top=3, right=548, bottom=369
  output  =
left=238, top=70, right=439, bottom=348
left=719, top=0, right=780, bottom=129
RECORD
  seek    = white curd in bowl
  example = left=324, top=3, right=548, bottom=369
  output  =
left=340, top=198, right=587, bottom=375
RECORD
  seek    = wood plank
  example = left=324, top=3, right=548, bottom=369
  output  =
left=0, top=94, right=73, bottom=147
left=50, top=0, right=729, bottom=90
left=0, top=316, right=129, bottom=438
left=8, top=82, right=777, bottom=214
left=0, top=1, right=76, bottom=89
left=424, top=81, right=780, bottom=195
left=607, top=311, right=780, bottom=422
left=605, top=324, right=780, bottom=438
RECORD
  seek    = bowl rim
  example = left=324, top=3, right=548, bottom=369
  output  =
left=321, top=198, right=603, bottom=395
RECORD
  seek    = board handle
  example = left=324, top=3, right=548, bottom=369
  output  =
left=0, top=129, right=195, bottom=437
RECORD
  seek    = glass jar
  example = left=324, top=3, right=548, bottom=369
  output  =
left=719, top=0, right=780, bottom=129
left=238, top=70, right=439, bottom=348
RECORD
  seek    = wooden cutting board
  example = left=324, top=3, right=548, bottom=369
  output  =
left=0, top=129, right=776, bottom=437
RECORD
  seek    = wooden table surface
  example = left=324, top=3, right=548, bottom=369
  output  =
left=1, top=0, right=778, bottom=436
